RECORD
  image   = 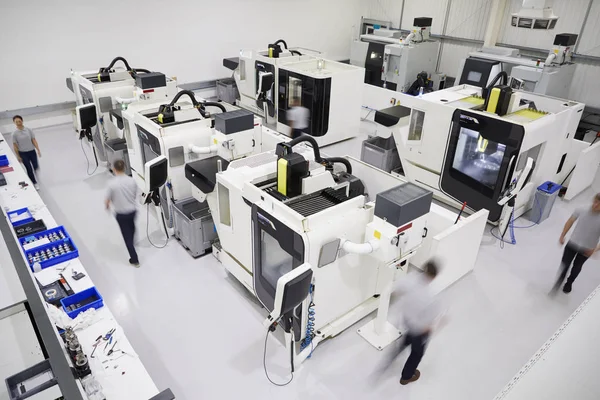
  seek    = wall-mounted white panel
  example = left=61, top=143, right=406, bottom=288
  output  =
left=439, top=41, right=481, bottom=77
left=577, top=0, right=600, bottom=56
left=445, top=0, right=493, bottom=40
left=0, top=0, right=366, bottom=111
left=401, top=0, right=450, bottom=34
left=569, top=62, right=600, bottom=109
left=498, top=0, right=589, bottom=49
left=365, top=0, right=405, bottom=28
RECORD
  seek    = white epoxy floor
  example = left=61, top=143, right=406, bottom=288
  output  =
left=14, top=123, right=600, bottom=400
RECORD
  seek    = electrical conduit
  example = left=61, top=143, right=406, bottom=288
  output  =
left=188, top=143, right=219, bottom=155
left=341, top=239, right=380, bottom=254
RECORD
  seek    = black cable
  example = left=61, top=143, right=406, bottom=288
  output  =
left=104, top=57, right=132, bottom=72
left=132, top=68, right=151, bottom=74
left=201, top=101, right=227, bottom=113
left=322, top=157, right=352, bottom=174
left=146, top=204, right=168, bottom=249
left=80, top=139, right=98, bottom=176
left=273, top=39, right=289, bottom=50
left=289, top=50, right=302, bottom=56
left=263, top=327, right=294, bottom=386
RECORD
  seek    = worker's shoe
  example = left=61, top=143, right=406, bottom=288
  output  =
left=400, top=369, right=421, bottom=385
left=129, top=259, right=140, bottom=268
left=563, top=282, right=572, bottom=293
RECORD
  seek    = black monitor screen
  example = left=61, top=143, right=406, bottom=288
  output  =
left=452, top=127, right=506, bottom=190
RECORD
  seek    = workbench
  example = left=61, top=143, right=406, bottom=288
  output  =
left=0, top=138, right=174, bottom=400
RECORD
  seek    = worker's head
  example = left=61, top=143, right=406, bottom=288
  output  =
left=593, top=193, right=600, bottom=212
left=113, top=159, right=126, bottom=174
left=424, top=260, right=439, bottom=281
left=13, top=115, right=23, bottom=129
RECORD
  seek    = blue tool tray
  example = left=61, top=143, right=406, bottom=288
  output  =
left=0, top=155, right=8, bottom=167
left=61, top=287, right=103, bottom=319
left=19, top=225, right=72, bottom=252
left=24, top=237, right=79, bottom=272
left=7, top=207, right=34, bottom=227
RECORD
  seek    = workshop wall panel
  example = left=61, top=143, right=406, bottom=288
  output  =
left=445, top=0, right=493, bottom=41
left=497, top=0, right=590, bottom=49
left=438, top=41, right=481, bottom=78
left=0, top=0, right=367, bottom=111
left=569, top=62, right=600, bottom=109
left=365, top=0, right=405, bottom=28
left=577, top=0, right=600, bottom=56
left=400, top=0, right=450, bottom=34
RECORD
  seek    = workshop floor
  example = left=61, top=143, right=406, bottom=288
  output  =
left=17, top=123, right=600, bottom=400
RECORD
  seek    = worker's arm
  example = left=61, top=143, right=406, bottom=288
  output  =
left=13, top=141, right=22, bottom=163
left=32, top=138, right=41, bottom=157
left=105, top=186, right=112, bottom=211
left=559, top=216, right=577, bottom=245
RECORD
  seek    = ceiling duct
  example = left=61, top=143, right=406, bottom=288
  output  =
left=511, top=0, right=559, bottom=30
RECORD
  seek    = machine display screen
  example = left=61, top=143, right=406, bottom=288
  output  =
left=452, top=127, right=506, bottom=190
left=261, top=230, right=294, bottom=288
left=467, top=71, right=483, bottom=83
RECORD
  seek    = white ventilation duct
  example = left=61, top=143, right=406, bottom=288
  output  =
left=511, top=0, right=559, bottom=30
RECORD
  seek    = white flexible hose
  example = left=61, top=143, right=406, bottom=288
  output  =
left=115, top=96, right=137, bottom=104
left=188, top=143, right=219, bottom=154
left=341, top=239, right=380, bottom=254
left=544, top=52, right=556, bottom=66
left=404, top=32, right=416, bottom=44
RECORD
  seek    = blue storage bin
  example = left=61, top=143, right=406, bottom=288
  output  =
left=24, top=238, right=79, bottom=272
left=60, top=287, right=103, bottom=319
left=19, top=226, right=71, bottom=251
left=0, top=155, right=8, bottom=167
left=7, top=208, right=34, bottom=227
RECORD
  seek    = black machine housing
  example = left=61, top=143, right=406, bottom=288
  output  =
left=440, top=109, right=524, bottom=222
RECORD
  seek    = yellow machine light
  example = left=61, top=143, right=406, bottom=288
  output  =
left=487, top=87, right=500, bottom=113
left=269, top=48, right=273, bottom=58
left=477, top=135, right=489, bottom=152
left=97, top=73, right=102, bottom=82
left=277, top=158, right=288, bottom=195
left=374, top=230, right=381, bottom=239
left=158, top=113, right=164, bottom=124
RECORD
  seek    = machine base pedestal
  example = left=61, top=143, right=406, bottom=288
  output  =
left=357, top=320, right=401, bottom=351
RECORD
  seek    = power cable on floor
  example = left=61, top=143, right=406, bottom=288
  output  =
left=146, top=204, right=168, bottom=249
left=263, top=325, right=294, bottom=386
left=80, top=140, right=98, bottom=176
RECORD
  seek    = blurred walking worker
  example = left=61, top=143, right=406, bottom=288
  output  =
left=379, top=261, right=442, bottom=385
left=12, top=115, right=42, bottom=190
left=287, top=96, right=309, bottom=139
left=553, top=193, right=600, bottom=294
left=105, top=159, right=139, bottom=267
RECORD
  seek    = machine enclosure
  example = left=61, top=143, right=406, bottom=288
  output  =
left=135, top=72, right=167, bottom=90
left=374, top=182, right=433, bottom=227
left=215, top=110, right=254, bottom=135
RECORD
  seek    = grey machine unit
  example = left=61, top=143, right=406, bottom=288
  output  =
left=374, top=182, right=433, bottom=227
left=173, top=197, right=217, bottom=257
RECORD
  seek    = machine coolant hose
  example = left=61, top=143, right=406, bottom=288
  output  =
left=285, top=135, right=323, bottom=163
left=188, top=143, right=219, bottom=154
left=201, top=101, right=227, bottom=113
left=341, top=239, right=380, bottom=254
left=104, top=56, right=132, bottom=72
left=486, top=71, right=508, bottom=91
left=322, top=157, right=352, bottom=174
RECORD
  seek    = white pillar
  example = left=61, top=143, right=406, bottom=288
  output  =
left=483, top=0, right=509, bottom=48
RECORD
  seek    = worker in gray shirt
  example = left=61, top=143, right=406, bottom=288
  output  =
left=105, top=160, right=139, bottom=267
left=12, top=115, right=42, bottom=190
left=553, top=193, right=600, bottom=294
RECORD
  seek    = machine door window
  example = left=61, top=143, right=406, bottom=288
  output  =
left=408, top=109, right=425, bottom=141
left=440, top=110, right=524, bottom=222
left=288, top=77, right=302, bottom=108
left=136, top=125, right=161, bottom=166
left=252, top=205, right=305, bottom=312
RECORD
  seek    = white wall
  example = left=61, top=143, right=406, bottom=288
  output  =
left=0, top=0, right=368, bottom=111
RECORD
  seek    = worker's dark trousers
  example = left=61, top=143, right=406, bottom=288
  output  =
left=115, top=211, right=138, bottom=264
left=554, top=242, right=589, bottom=290
left=399, top=331, right=429, bottom=380
left=19, top=150, right=38, bottom=184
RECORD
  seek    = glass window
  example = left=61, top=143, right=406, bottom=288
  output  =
left=408, top=109, right=425, bottom=141
left=452, top=127, right=506, bottom=190
left=467, top=71, right=482, bottom=83
left=288, top=77, right=302, bottom=108
left=218, top=183, right=231, bottom=226
left=261, top=230, right=294, bottom=288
